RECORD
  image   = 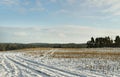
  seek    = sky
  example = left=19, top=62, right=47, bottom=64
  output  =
left=1, top=0, right=120, bottom=43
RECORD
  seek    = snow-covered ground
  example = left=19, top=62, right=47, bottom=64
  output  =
left=0, top=49, right=120, bottom=77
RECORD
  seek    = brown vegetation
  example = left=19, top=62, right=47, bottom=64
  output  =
left=23, top=48, right=120, bottom=60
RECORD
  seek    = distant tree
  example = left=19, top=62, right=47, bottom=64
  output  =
left=105, top=36, right=113, bottom=47
left=91, top=37, right=95, bottom=43
left=102, top=36, right=111, bottom=47
left=87, top=36, right=113, bottom=48
left=95, top=37, right=104, bottom=47
left=87, top=37, right=95, bottom=48
left=115, top=36, right=120, bottom=47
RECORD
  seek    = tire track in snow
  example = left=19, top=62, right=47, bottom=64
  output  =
left=16, top=55, right=86, bottom=77
left=14, top=59, right=66, bottom=77
left=4, top=55, right=24, bottom=77
left=1, top=55, right=40, bottom=77
left=1, top=55, right=20, bottom=77
left=10, top=56, right=65, bottom=77
left=0, top=56, right=8, bottom=77
left=6, top=55, right=52, bottom=77
left=17, top=55, right=106, bottom=77
left=5, top=55, right=26, bottom=77
left=15, top=56, right=75, bottom=77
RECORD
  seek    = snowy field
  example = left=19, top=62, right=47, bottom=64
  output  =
left=0, top=48, right=120, bottom=77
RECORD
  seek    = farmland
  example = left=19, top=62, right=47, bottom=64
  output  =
left=0, top=48, right=120, bottom=77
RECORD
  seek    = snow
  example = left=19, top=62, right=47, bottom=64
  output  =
left=0, top=49, right=120, bottom=77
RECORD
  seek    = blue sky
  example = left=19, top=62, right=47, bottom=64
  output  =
left=0, top=0, right=120, bottom=43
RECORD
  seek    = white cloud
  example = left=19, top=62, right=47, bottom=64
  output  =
left=58, top=33, right=66, bottom=38
left=1, top=0, right=120, bottom=16
left=53, top=0, right=120, bottom=17
left=0, top=0, right=19, bottom=6
left=0, top=26, right=120, bottom=43
left=0, top=0, right=45, bottom=13
left=103, top=3, right=120, bottom=16
left=85, top=0, right=120, bottom=16
left=13, top=32, right=28, bottom=37
left=84, top=0, right=119, bottom=7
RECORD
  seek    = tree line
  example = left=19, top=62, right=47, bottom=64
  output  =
left=87, top=36, right=120, bottom=48
left=0, top=43, right=87, bottom=51
left=1, top=36, right=120, bottom=51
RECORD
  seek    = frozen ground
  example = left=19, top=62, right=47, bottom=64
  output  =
left=0, top=48, right=120, bottom=77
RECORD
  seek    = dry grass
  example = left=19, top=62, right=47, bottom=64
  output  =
left=51, top=51, right=120, bottom=60
left=22, top=48, right=120, bottom=60
left=19, top=47, right=52, bottom=51
left=21, top=48, right=120, bottom=75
